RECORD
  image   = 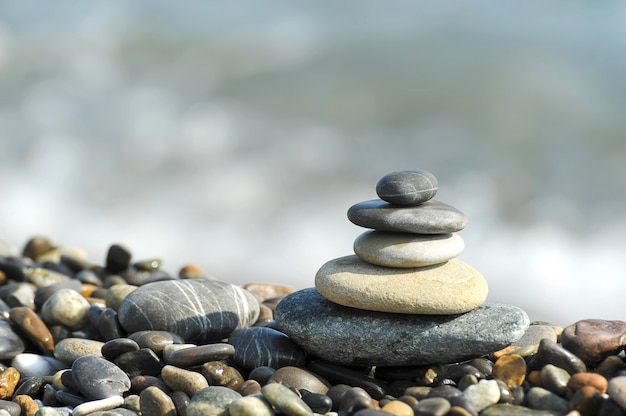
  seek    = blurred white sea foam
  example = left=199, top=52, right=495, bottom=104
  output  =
left=1, top=1, right=626, bottom=325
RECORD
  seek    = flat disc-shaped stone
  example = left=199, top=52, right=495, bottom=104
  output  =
left=347, top=199, right=467, bottom=234
left=118, top=279, right=259, bottom=343
left=315, top=255, right=487, bottom=314
left=275, top=288, right=529, bottom=366
left=353, top=231, right=464, bottom=268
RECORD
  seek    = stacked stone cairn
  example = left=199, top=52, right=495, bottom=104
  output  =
left=275, top=170, right=531, bottom=367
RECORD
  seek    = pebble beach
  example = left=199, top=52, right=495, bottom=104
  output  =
left=2, top=170, right=626, bottom=416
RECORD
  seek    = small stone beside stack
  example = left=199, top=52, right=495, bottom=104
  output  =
left=275, top=169, right=530, bottom=366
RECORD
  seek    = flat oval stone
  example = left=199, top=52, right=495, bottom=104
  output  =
left=376, top=170, right=438, bottom=206
left=118, top=279, right=259, bottom=343
left=561, top=319, right=626, bottom=366
left=72, top=355, right=131, bottom=400
left=54, top=338, right=104, bottom=364
left=161, top=365, right=208, bottom=397
left=275, top=288, right=529, bottom=366
left=268, top=366, right=332, bottom=395
left=128, top=330, right=184, bottom=355
left=0, top=321, right=25, bottom=360
left=186, top=386, right=241, bottom=416
left=347, top=199, right=467, bottom=234
left=164, top=343, right=234, bottom=367
left=315, top=256, right=487, bottom=314
left=228, top=327, right=307, bottom=370
left=353, top=231, right=464, bottom=268
left=101, top=338, right=140, bottom=361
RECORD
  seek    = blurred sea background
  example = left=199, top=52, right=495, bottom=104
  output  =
left=1, top=1, right=625, bottom=325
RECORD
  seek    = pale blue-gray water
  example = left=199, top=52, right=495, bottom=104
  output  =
left=1, top=1, right=626, bottom=325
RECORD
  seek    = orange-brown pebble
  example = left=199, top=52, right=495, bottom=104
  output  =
left=449, top=406, right=474, bottom=416
left=567, top=372, right=608, bottom=394
left=0, top=270, right=6, bottom=285
left=492, top=345, right=521, bottom=359
left=527, top=370, right=543, bottom=387
left=0, top=367, right=20, bottom=399
left=243, top=282, right=295, bottom=303
left=493, top=353, right=527, bottom=388
left=178, top=264, right=205, bottom=278
left=381, top=400, right=414, bottom=416
left=14, top=394, right=39, bottom=416
left=9, top=307, right=55, bottom=355
left=81, top=283, right=100, bottom=298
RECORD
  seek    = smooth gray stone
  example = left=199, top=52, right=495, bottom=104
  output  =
left=527, top=339, right=586, bottom=375
left=0, top=400, right=21, bottom=416
left=118, top=279, right=259, bottom=343
left=0, top=321, right=25, bottom=360
left=376, top=169, right=438, bottom=206
left=525, top=387, right=569, bottom=413
left=72, top=356, right=131, bottom=400
left=229, top=326, right=307, bottom=370
left=347, top=199, right=467, bottom=234
left=186, top=386, right=241, bottom=416
left=274, top=288, right=529, bottom=366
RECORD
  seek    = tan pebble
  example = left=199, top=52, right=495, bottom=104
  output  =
left=527, top=370, right=543, bottom=387
left=161, top=365, right=208, bottom=396
left=9, top=306, right=55, bottom=355
left=86, top=297, right=107, bottom=308
left=567, top=372, right=608, bottom=394
left=449, top=406, right=473, bottom=416
left=80, top=283, right=100, bottom=298
left=381, top=400, right=414, bottom=416
left=243, top=282, right=295, bottom=303
left=22, top=236, right=54, bottom=260
left=105, top=284, right=137, bottom=311
left=493, top=354, right=526, bottom=389
left=0, top=367, right=20, bottom=399
left=14, top=394, right=39, bottom=416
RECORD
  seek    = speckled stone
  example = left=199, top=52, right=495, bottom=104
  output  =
left=40, top=289, right=91, bottom=331
left=228, top=327, right=307, bottom=370
left=118, top=279, right=259, bottom=343
left=353, top=231, right=464, bottom=268
left=186, top=386, right=242, bottom=416
left=0, top=367, right=20, bottom=399
left=315, top=256, right=487, bottom=314
left=275, top=288, right=529, bottom=366
left=53, top=338, right=104, bottom=364
left=0, top=321, right=25, bottom=360
left=375, top=170, right=439, bottom=206
left=347, top=199, right=467, bottom=234
left=561, top=319, right=626, bottom=366
left=71, top=356, right=131, bottom=400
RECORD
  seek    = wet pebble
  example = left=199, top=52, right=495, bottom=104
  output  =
left=8, top=306, right=54, bottom=355
left=539, top=364, right=570, bottom=396
left=201, top=361, right=244, bottom=390
left=101, top=338, right=140, bottom=361
left=300, top=389, right=333, bottom=414
left=229, top=327, right=306, bottom=370
left=339, top=386, right=376, bottom=414
left=113, top=348, right=164, bottom=377
left=527, top=339, right=586, bottom=375
left=492, top=354, right=526, bottom=389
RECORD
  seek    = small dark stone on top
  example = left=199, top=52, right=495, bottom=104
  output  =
left=106, top=244, right=132, bottom=274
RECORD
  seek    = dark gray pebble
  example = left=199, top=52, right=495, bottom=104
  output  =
left=248, top=366, right=276, bottom=386
left=114, top=348, right=164, bottom=377
left=165, top=343, right=234, bottom=367
left=101, top=338, right=140, bottom=361
left=527, top=338, right=586, bottom=375
left=414, top=397, right=451, bottom=416
left=72, top=355, right=131, bottom=400
left=300, top=389, right=333, bottom=414
left=307, top=360, right=387, bottom=399
left=339, top=386, right=376, bottom=414
left=106, top=244, right=132, bottom=273
left=118, top=279, right=259, bottom=344
left=376, top=169, right=438, bottom=206
left=0, top=320, right=25, bottom=360
left=229, top=326, right=306, bottom=370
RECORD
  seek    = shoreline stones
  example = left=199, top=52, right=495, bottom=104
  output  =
left=278, top=169, right=529, bottom=366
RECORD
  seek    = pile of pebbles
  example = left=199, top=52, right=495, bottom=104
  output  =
left=1, top=176, right=626, bottom=416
